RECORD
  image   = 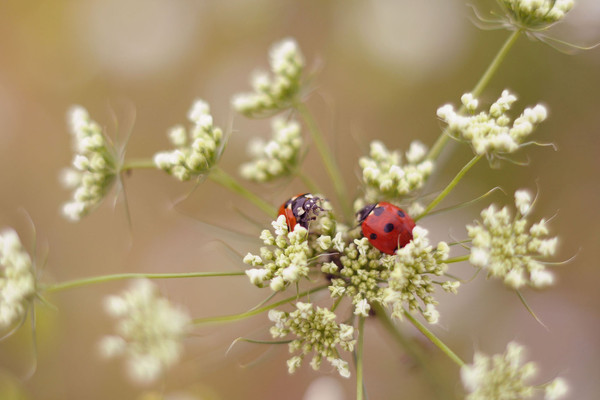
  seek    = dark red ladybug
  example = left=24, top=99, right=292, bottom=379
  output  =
left=278, top=193, right=323, bottom=231
left=356, top=202, right=415, bottom=255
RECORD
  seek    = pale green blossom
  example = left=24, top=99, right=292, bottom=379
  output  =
left=154, top=100, right=224, bottom=181
left=99, top=279, right=191, bottom=385
left=437, top=90, right=547, bottom=157
left=269, top=302, right=355, bottom=378
left=61, top=106, right=117, bottom=221
left=467, top=189, right=559, bottom=289
left=240, top=118, right=303, bottom=182
left=499, top=0, right=574, bottom=30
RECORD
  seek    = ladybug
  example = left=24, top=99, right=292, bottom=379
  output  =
left=278, top=193, right=323, bottom=231
left=356, top=202, right=415, bottom=255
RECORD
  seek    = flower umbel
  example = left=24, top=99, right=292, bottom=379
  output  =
left=240, top=117, right=303, bottom=182
left=99, top=279, right=191, bottom=385
left=0, top=229, right=36, bottom=331
left=383, top=226, right=455, bottom=323
left=437, top=90, right=547, bottom=158
left=243, top=215, right=313, bottom=291
left=61, top=106, right=117, bottom=221
left=154, top=100, right=224, bottom=181
left=232, top=38, right=304, bottom=118
left=269, top=302, right=355, bottom=378
left=499, top=0, right=574, bottom=31
left=359, top=140, right=434, bottom=202
left=467, top=189, right=559, bottom=289
left=461, top=341, right=568, bottom=400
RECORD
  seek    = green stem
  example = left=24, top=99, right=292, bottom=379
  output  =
left=192, top=284, right=328, bottom=325
left=403, top=310, right=465, bottom=367
left=427, top=29, right=522, bottom=161
left=209, top=167, right=277, bottom=217
left=120, top=159, right=156, bottom=171
left=44, top=271, right=246, bottom=293
left=444, top=255, right=470, bottom=264
left=294, top=102, right=353, bottom=223
left=297, top=170, right=323, bottom=195
left=356, top=315, right=365, bottom=400
left=416, top=154, right=482, bottom=221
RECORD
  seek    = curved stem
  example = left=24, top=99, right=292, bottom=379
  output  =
left=427, top=29, right=522, bottom=161
left=416, top=155, right=482, bottom=221
left=209, top=167, right=277, bottom=217
left=403, top=310, right=465, bottom=367
left=356, top=315, right=366, bottom=400
left=297, top=170, right=323, bottom=195
left=444, top=255, right=470, bottom=264
left=294, top=102, right=353, bottom=223
left=121, top=158, right=156, bottom=171
left=44, top=271, right=246, bottom=293
left=192, top=284, right=328, bottom=325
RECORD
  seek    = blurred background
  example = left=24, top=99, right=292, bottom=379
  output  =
left=0, top=0, right=599, bottom=399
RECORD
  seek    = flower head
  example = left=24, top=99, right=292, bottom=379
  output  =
left=0, top=229, right=36, bottom=331
left=243, top=215, right=313, bottom=291
left=154, top=100, right=224, bottom=181
left=232, top=38, right=304, bottom=118
left=437, top=90, right=547, bottom=158
left=359, top=140, right=434, bottom=202
left=383, top=226, right=456, bottom=323
left=499, top=0, right=574, bottom=31
left=461, top=341, right=568, bottom=400
left=467, top=189, right=559, bottom=289
left=61, top=106, right=117, bottom=221
left=99, top=279, right=191, bottom=385
left=269, top=302, right=355, bottom=378
left=240, top=117, right=303, bottom=182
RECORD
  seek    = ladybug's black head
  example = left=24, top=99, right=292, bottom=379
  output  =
left=291, top=194, right=324, bottom=228
left=356, top=203, right=377, bottom=224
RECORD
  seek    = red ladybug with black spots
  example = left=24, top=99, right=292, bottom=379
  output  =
left=278, top=193, right=323, bottom=231
left=356, top=202, right=415, bottom=255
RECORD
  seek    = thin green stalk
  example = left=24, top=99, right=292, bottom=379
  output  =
left=444, top=255, right=470, bottom=264
left=356, top=315, right=366, bottom=400
left=403, top=310, right=465, bottom=367
left=294, top=102, right=353, bottom=223
left=209, top=167, right=277, bottom=217
left=297, top=170, right=323, bottom=195
left=427, top=29, right=522, bottom=161
left=44, top=271, right=246, bottom=293
left=416, top=154, right=482, bottom=221
left=192, top=284, right=328, bottom=325
left=120, top=158, right=156, bottom=171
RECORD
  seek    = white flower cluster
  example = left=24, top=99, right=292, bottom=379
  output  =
left=240, top=118, right=303, bottom=182
left=325, top=237, right=395, bottom=317
left=243, top=215, right=313, bottom=291
left=383, top=226, right=455, bottom=324
left=269, top=302, right=355, bottom=378
left=500, top=0, right=574, bottom=29
left=437, top=90, right=548, bottom=157
left=467, top=189, right=559, bottom=289
left=0, top=229, right=36, bottom=331
left=461, top=341, right=569, bottom=400
left=232, top=38, right=304, bottom=118
left=99, top=279, right=191, bottom=385
left=154, top=100, right=224, bottom=181
left=61, top=106, right=116, bottom=221
left=359, top=140, right=434, bottom=202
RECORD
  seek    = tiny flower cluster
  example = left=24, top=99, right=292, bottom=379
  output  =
left=359, top=140, right=434, bottom=202
left=467, top=189, right=558, bottom=289
left=500, top=0, right=574, bottom=30
left=243, top=215, right=314, bottom=291
left=0, top=229, right=36, bottom=330
left=269, top=302, right=355, bottom=378
left=154, top=100, right=224, bottom=181
left=99, top=279, right=190, bottom=385
left=383, top=226, right=456, bottom=324
left=461, top=341, right=568, bottom=400
left=232, top=38, right=304, bottom=118
left=61, top=106, right=116, bottom=221
left=240, top=118, right=303, bottom=182
left=325, top=237, right=395, bottom=317
left=437, top=90, right=547, bottom=157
